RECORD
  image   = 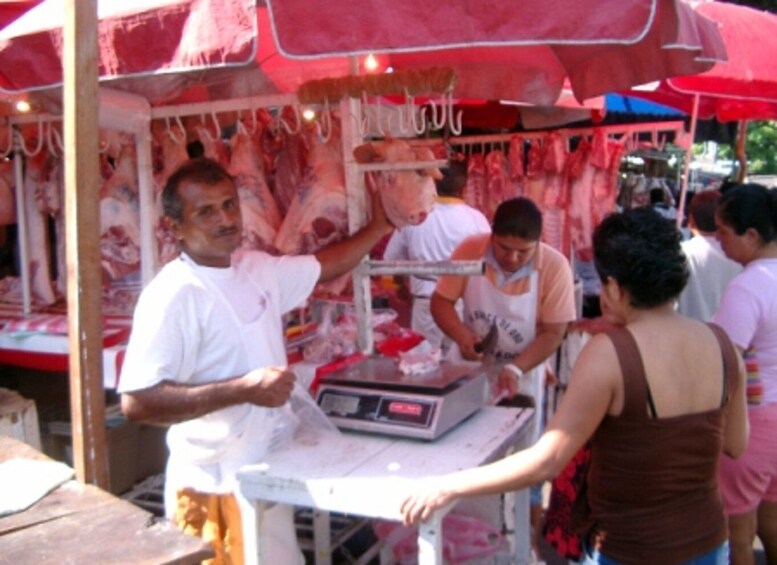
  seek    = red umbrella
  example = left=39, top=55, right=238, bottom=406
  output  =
left=265, top=0, right=727, bottom=105
left=631, top=1, right=777, bottom=122
left=0, top=0, right=725, bottom=109
left=626, top=2, right=777, bottom=221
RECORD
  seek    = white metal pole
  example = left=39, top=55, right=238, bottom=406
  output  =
left=677, top=93, right=700, bottom=229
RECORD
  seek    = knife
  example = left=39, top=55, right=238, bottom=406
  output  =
left=474, top=320, right=510, bottom=403
left=474, top=319, right=499, bottom=359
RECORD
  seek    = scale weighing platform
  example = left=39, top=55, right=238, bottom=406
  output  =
left=315, top=356, right=489, bottom=440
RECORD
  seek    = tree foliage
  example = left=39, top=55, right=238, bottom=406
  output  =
left=715, top=121, right=777, bottom=174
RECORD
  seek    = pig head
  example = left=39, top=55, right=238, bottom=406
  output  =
left=354, top=138, right=442, bottom=228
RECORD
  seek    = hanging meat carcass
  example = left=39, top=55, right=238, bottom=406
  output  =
left=269, top=118, right=309, bottom=217
left=152, top=121, right=189, bottom=266
left=22, top=149, right=56, bottom=305
left=227, top=128, right=282, bottom=253
left=0, top=159, right=14, bottom=225
left=353, top=138, right=441, bottom=228
left=463, top=152, right=485, bottom=212
left=274, top=125, right=348, bottom=255
left=100, top=139, right=141, bottom=282
left=483, top=149, right=512, bottom=222
left=194, top=123, right=229, bottom=167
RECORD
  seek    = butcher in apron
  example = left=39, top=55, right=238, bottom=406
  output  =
left=431, top=197, right=576, bottom=559
left=118, top=158, right=394, bottom=565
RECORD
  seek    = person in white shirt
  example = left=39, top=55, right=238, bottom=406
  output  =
left=383, top=159, right=490, bottom=349
left=677, top=190, right=741, bottom=321
left=118, top=157, right=393, bottom=565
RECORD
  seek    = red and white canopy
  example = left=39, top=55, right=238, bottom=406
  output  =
left=0, top=0, right=726, bottom=109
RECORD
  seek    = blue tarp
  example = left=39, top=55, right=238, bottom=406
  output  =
left=605, top=94, right=685, bottom=117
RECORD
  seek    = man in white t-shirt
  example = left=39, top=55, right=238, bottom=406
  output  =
left=118, top=158, right=393, bottom=565
left=677, top=190, right=741, bottom=321
left=383, top=159, right=490, bottom=349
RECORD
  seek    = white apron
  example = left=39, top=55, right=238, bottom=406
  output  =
left=167, top=256, right=303, bottom=564
left=450, top=270, right=545, bottom=442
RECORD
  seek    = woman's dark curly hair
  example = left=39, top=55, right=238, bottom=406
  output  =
left=593, top=207, right=689, bottom=309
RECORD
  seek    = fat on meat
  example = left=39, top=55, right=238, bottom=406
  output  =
left=228, top=130, right=282, bottom=253
left=353, top=138, right=441, bottom=228
left=22, top=150, right=56, bottom=305
left=100, top=141, right=141, bottom=282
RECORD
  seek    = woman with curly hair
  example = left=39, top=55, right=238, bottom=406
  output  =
left=401, top=207, right=748, bottom=565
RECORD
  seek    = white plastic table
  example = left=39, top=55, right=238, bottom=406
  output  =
left=237, top=405, right=535, bottom=565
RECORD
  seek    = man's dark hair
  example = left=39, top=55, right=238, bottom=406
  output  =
left=593, top=207, right=689, bottom=308
left=688, top=190, right=721, bottom=233
left=491, top=197, right=542, bottom=241
left=435, top=159, right=468, bottom=197
left=162, top=158, right=234, bottom=221
left=649, top=187, right=665, bottom=205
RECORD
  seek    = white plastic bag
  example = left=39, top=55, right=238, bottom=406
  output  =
left=268, top=383, right=341, bottom=451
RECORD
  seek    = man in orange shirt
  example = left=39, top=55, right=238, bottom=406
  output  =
left=432, top=197, right=576, bottom=559
left=433, top=197, right=576, bottom=402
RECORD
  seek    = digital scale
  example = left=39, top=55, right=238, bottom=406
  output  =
left=315, top=356, right=489, bottom=440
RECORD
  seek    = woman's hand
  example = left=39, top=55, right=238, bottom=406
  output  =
left=399, top=481, right=456, bottom=526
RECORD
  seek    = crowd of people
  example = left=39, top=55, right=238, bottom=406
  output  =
left=117, top=151, right=776, bottom=565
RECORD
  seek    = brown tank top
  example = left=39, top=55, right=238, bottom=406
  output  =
left=587, top=323, right=739, bottom=565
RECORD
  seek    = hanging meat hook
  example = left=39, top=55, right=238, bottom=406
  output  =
left=445, top=91, right=463, bottom=135
left=46, top=121, right=64, bottom=155
left=278, top=102, right=302, bottom=135
left=237, top=101, right=259, bottom=136
left=16, top=114, right=45, bottom=157
left=316, top=99, right=333, bottom=143
left=164, top=115, right=187, bottom=144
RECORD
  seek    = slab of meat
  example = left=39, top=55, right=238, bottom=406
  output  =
left=353, top=138, right=441, bottom=228
left=194, top=123, right=229, bottom=167
left=484, top=149, right=511, bottom=222
left=23, top=150, right=56, bottom=305
left=270, top=125, right=310, bottom=217
left=274, top=131, right=348, bottom=256
left=0, top=159, right=15, bottom=225
left=228, top=130, right=282, bottom=253
left=153, top=122, right=189, bottom=266
left=463, top=153, right=486, bottom=212
left=100, top=141, right=141, bottom=282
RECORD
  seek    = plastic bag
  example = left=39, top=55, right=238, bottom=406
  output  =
left=268, top=383, right=341, bottom=451
left=373, top=512, right=505, bottom=564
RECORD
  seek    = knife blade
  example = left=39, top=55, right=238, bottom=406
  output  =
left=474, top=319, right=498, bottom=358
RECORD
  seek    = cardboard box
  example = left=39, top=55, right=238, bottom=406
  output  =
left=136, top=424, right=168, bottom=481
left=46, top=417, right=141, bottom=495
